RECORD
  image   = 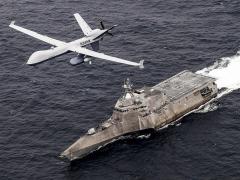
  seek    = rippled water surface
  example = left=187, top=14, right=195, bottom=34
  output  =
left=1, top=0, right=240, bottom=179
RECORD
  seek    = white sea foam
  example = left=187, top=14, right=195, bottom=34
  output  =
left=195, top=51, right=240, bottom=112
left=195, top=102, right=218, bottom=113
left=137, top=134, right=151, bottom=139
left=197, top=51, right=240, bottom=94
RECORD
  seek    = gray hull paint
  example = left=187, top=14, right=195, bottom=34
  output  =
left=60, top=70, right=218, bottom=161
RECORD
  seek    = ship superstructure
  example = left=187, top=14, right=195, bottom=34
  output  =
left=61, top=70, right=217, bottom=161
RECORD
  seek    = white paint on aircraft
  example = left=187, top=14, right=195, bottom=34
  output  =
left=9, top=13, right=144, bottom=68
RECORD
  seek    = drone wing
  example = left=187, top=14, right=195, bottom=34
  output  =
left=9, top=21, right=66, bottom=47
left=74, top=13, right=92, bottom=36
left=69, top=45, right=144, bottom=68
left=27, top=46, right=69, bottom=65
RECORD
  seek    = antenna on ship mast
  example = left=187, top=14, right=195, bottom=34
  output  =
left=122, top=78, right=134, bottom=99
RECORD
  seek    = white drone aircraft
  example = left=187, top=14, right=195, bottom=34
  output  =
left=9, top=13, right=144, bottom=68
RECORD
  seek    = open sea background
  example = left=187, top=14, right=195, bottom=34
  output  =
left=1, top=0, right=240, bottom=179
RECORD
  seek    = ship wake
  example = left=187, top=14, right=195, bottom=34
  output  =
left=195, top=50, right=240, bottom=112
left=197, top=50, right=240, bottom=95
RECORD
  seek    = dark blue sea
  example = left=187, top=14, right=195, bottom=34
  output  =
left=1, top=0, right=240, bottom=179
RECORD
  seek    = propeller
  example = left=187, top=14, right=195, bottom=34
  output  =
left=107, top=32, right=113, bottom=36
left=100, top=21, right=105, bottom=30
left=99, top=19, right=117, bottom=37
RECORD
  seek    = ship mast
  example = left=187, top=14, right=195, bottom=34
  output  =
left=122, top=78, right=134, bottom=100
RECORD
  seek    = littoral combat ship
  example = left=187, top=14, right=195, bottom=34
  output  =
left=60, top=70, right=218, bottom=161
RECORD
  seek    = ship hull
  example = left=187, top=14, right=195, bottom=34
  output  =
left=60, top=70, right=218, bottom=161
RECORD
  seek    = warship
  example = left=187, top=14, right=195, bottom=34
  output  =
left=60, top=70, right=218, bottom=161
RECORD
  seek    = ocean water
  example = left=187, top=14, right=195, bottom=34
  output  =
left=1, top=0, right=240, bottom=179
